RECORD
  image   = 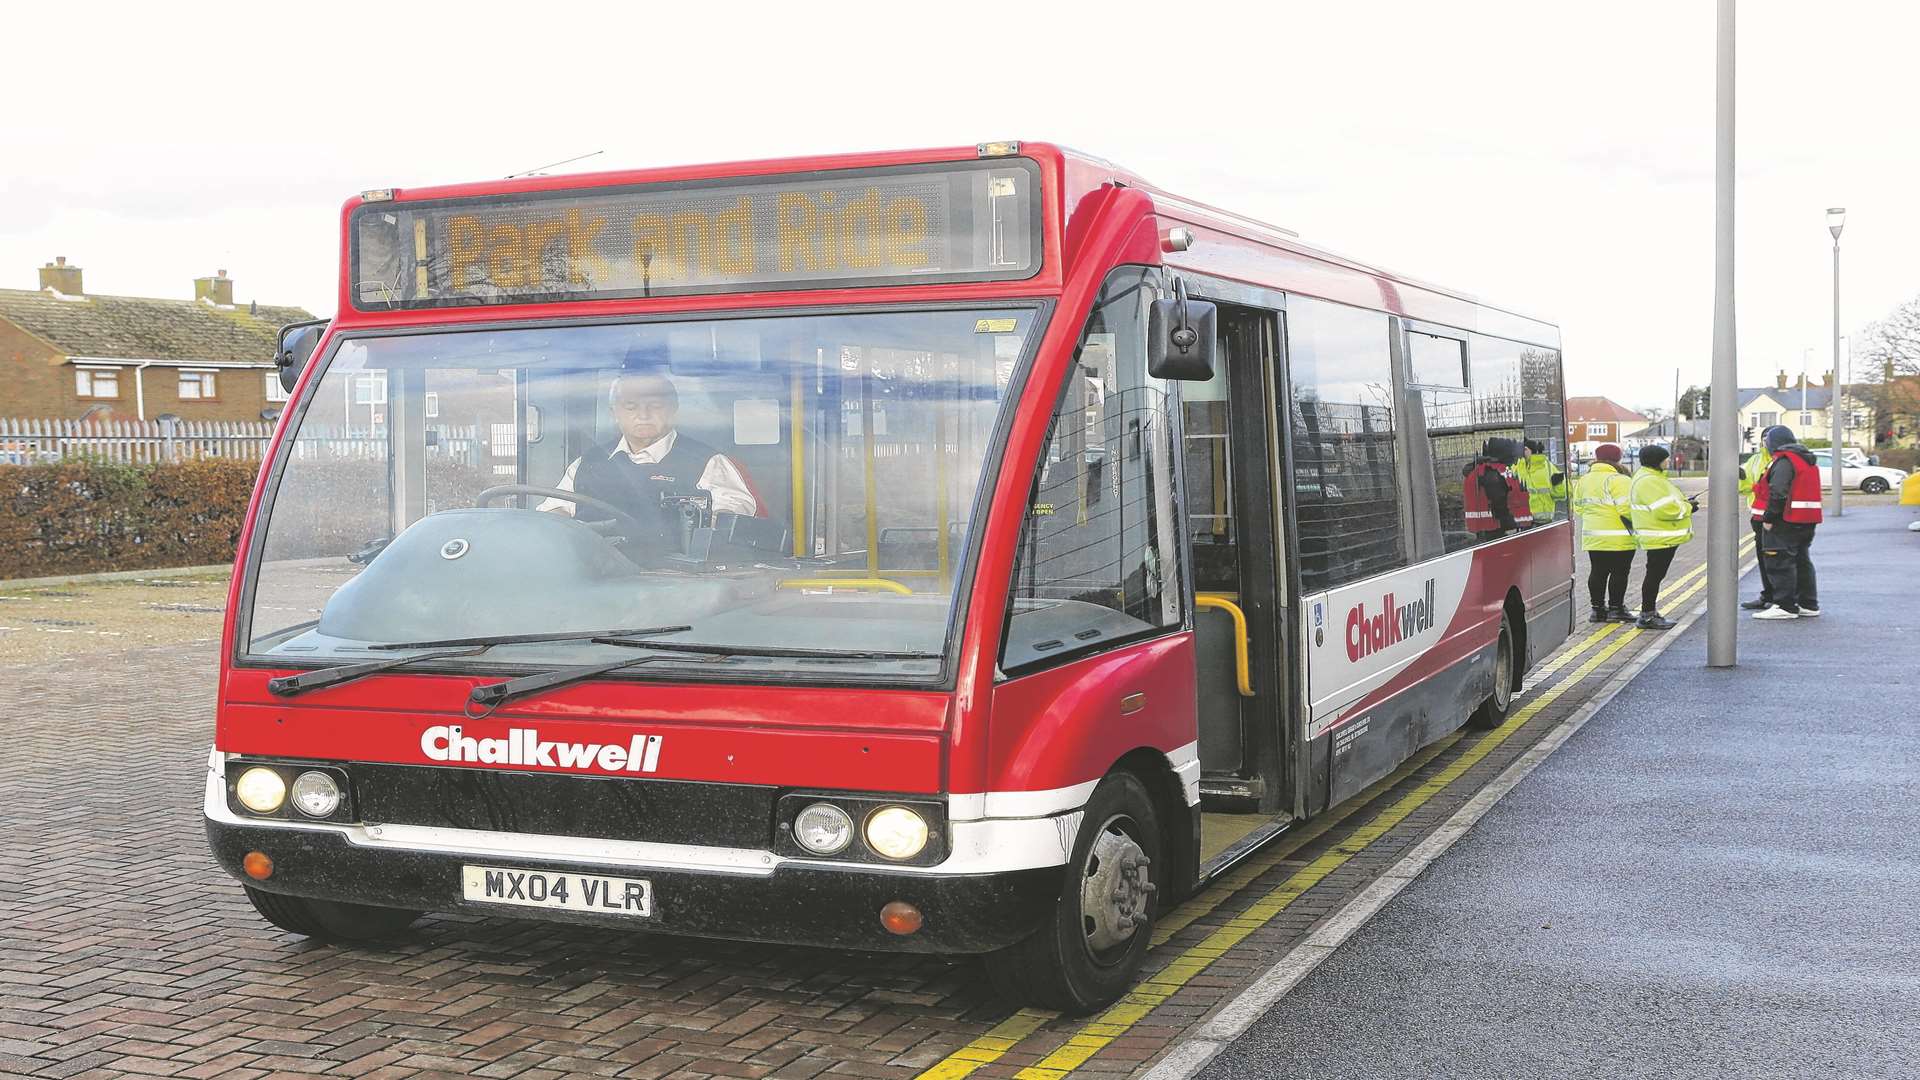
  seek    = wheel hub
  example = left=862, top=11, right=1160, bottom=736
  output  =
left=1081, top=819, right=1155, bottom=955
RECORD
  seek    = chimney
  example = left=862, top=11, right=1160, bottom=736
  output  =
left=194, top=268, right=234, bottom=306
left=1821, top=372, right=1832, bottom=388
left=39, top=256, right=83, bottom=295
left=1775, top=370, right=1788, bottom=390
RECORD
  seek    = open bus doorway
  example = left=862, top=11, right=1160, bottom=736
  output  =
left=1185, top=300, right=1295, bottom=870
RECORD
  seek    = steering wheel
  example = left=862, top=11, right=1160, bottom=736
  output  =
left=474, top=484, right=649, bottom=538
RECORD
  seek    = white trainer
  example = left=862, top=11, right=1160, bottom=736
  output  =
left=1798, top=606, right=1821, bottom=617
left=1752, top=607, right=1799, bottom=620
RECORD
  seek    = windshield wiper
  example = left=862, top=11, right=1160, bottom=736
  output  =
left=591, top=637, right=942, bottom=662
left=467, top=640, right=942, bottom=713
left=269, top=624, right=691, bottom=698
left=269, top=646, right=488, bottom=697
left=468, top=653, right=725, bottom=712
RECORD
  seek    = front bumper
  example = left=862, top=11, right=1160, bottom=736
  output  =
left=205, top=819, right=1060, bottom=955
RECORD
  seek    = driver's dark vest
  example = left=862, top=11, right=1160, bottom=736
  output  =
left=571, top=434, right=717, bottom=548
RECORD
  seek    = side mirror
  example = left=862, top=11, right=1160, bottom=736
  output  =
left=276, top=319, right=328, bottom=394
left=1148, top=279, right=1218, bottom=381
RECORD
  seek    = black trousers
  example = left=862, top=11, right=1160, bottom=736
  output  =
left=1751, top=520, right=1771, bottom=602
left=1641, top=547, right=1678, bottom=612
left=1759, top=523, right=1818, bottom=612
left=1587, top=550, right=1633, bottom=609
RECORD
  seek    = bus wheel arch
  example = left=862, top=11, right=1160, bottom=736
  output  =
left=1503, top=588, right=1530, bottom=690
left=1467, top=598, right=1524, bottom=731
left=1113, top=746, right=1199, bottom=905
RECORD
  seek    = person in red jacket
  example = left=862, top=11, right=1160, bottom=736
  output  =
left=1753, top=425, right=1822, bottom=620
left=1462, top=437, right=1533, bottom=541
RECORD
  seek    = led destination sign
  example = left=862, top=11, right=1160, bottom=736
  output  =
left=352, top=160, right=1041, bottom=310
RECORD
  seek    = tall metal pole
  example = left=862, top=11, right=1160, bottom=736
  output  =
left=1830, top=217, right=1845, bottom=516
left=1707, top=0, right=1739, bottom=667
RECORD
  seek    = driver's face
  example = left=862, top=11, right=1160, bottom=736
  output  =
left=612, top=376, right=677, bottom=447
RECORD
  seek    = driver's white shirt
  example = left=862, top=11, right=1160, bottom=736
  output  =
left=539, top=430, right=758, bottom=518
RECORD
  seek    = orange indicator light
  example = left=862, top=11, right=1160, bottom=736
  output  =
left=242, top=851, right=274, bottom=881
left=879, top=901, right=923, bottom=936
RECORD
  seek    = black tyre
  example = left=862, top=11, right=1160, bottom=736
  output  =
left=244, top=885, right=421, bottom=941
left=1861, top=477, right=1889, bottom=495
left=1466, top=614, right=1517, bottom=730
left=983, top=771, right=1162, bottom=1015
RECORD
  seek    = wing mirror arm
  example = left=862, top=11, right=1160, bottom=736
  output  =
left=1148, top=277, right=1218, bottom=381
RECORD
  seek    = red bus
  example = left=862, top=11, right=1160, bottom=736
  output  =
left=207, top=142, right=1572, bottom=1013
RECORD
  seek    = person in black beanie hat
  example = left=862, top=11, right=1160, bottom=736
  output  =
left=1753, top=425, right=1823, bottom=618
left=1627, top=444, right=1695, bottom=628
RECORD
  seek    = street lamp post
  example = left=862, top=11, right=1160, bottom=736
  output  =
left=1828, top=207, right=1846, bottom=516
left=1707, top=0, right=1738, bottom=667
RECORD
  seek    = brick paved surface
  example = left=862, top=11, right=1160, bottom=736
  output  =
left=0, top=521, right=1721, bottom=1080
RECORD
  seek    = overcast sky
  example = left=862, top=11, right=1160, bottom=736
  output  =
left=5, top=1, right=1915, bottom=404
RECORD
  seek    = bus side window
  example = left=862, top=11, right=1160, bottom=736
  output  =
left=1001, top=268, right=1183, bottom=675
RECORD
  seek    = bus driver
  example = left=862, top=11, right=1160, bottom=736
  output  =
left=539, top=369, right=759, bottom=548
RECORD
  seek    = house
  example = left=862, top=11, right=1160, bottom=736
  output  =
left=0, top=258, right=317, bottom=423
left=1565, top=396, right=1648, bottom=459
left=1736, top=371, right=1874, bottom=453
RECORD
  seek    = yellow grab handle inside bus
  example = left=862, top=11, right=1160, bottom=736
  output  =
left=778, top=578, right=913, bottom=596
left=1195, top=593, right=1253, bottom=698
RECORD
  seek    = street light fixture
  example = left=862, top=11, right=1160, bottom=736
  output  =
left=1828, top=207, right=1845, bottom=516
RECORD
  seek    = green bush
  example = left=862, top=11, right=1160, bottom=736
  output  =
left=1878, top=447, right=1919, bottom=473
left=0, top=458, right=259, bottom=579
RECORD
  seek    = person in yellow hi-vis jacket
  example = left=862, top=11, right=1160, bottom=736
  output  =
left=1574, top=444, right=1637, bottom=623
left=1628, top=445, right=1696, bottom=629
left=1515, top=439, right=1567, bottom=523
left=1738, top=429, right=1777, bottom=611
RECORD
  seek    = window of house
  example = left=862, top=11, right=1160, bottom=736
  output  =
left=1756, top=411, right=1778, bottom=428
left=355, top=373, right=388, bottom=405
left=1799, top=412, right=1813, bottom=426
left=1288, top=297, right=1406, bottom=593
left=1002, top=267, right=1181, bottom=674
left=425, top=391, right=440, bottom=418
left=264, top=372, right=290, bottom=403
left=1587, top=422, right=1610, bottom=438
left=75, top=367, right=121, bottom=399
left=179, top=370, right=218, bottom=400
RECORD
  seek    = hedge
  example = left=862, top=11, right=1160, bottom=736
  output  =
left=0, top=458, right=260, bottom=580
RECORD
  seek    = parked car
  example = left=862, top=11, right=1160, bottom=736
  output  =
left=1811, top=450, right=1908, bottom=494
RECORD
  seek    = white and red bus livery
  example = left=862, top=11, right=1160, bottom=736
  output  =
left=207, top=142, right=1572, bottom=1013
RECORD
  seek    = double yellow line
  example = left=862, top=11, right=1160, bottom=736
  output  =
left=918, top=540, right=1753, bottom=1080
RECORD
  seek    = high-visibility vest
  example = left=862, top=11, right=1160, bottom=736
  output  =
left=1777, top=452, right=1825, bottom=524
left=1464, top=461, right=1534, bottom=532
left=1741, top=450, right=1772, bottom=520
left=1513, top=454, right=1565, bottom=520
left=1629, top=469, right=1693, bottom=549
left=1573, top=463, right=1635, bottom=551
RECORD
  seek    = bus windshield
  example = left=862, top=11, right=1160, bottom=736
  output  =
left=241, top=306, right=1041, bottom=683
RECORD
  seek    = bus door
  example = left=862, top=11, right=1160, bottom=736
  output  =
left=1182, top=300, right=1294, bottom=870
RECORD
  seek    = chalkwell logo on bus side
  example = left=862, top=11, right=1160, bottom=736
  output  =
left=1345, top=578, right=1439, bottom=662
left=420, top=725, right=663, bottom=773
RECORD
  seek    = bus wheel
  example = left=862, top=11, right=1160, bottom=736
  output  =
left=1466, top=614, right=1517, bottom=730
left=984, top=771, right=1160, bottom=1015
left=244, top=886, right=421, bottom=941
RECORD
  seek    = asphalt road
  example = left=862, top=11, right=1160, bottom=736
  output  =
left=1201, top=502, right=1920, bottom=1079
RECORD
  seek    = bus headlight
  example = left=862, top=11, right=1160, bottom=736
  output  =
left=235, top=767, right=287, bottom=814
left=865, top=806, right=929, bottom=860
left=290, top=771, right=342, bottom=818
left=794, top=802, right=854, bottom=855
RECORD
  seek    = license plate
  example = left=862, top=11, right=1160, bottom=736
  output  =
left=460, top=864, right=652, bottom=917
